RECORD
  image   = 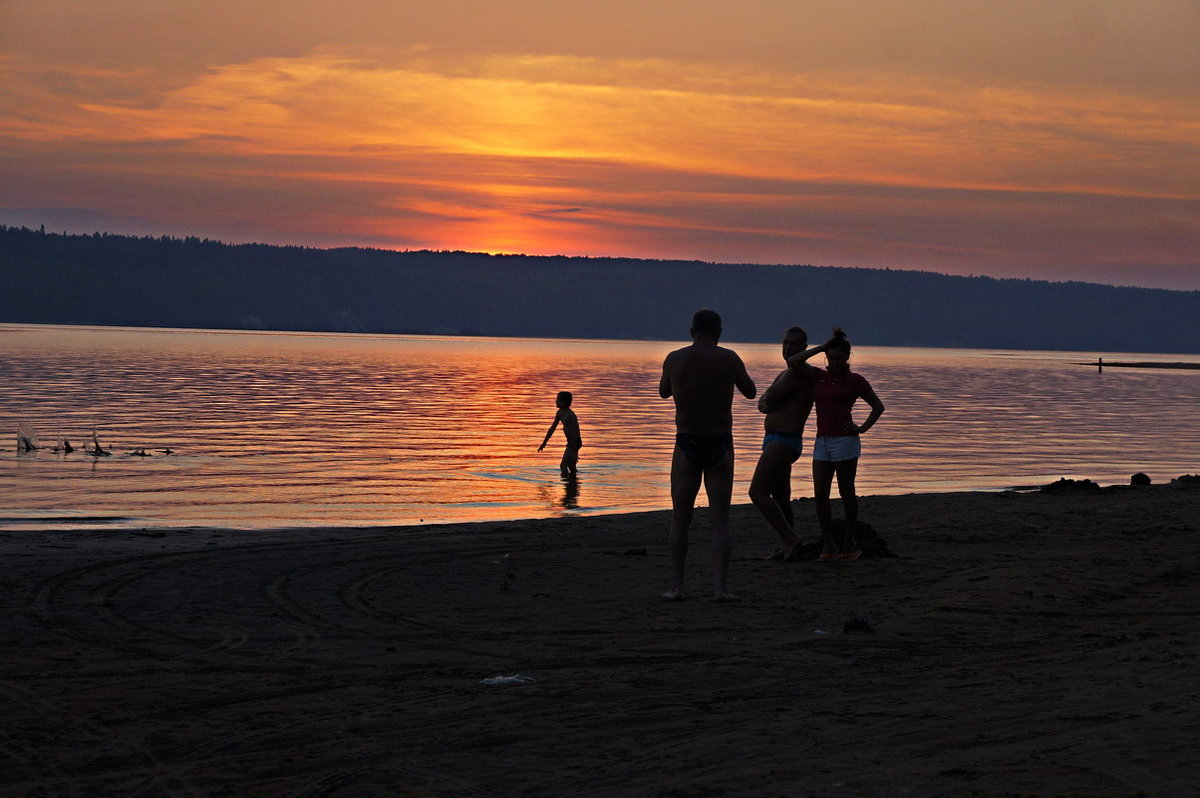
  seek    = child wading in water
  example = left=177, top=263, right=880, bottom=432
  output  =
left=538, top=391, right=582, bottom=477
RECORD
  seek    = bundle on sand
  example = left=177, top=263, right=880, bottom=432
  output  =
left=788, top=517, right=899, bottom=560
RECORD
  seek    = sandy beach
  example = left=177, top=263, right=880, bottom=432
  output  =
left=2, top=485, right=1198, bottom=797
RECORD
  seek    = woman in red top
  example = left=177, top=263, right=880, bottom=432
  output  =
left=790, top=329, right=885, bottom=560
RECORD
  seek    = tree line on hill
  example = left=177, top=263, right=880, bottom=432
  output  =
left=2, top=225, right=1198, bottom=353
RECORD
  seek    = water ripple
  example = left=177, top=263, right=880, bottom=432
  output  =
left=2, top=325, right=1197, bottom=529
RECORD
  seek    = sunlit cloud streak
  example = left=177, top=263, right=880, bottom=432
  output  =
left=1, top=47, right=1197, bottom=287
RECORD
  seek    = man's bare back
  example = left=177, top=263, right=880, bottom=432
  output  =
left=660, top=344, right=755, bottom=434
left=659, top=309, right=756, bottom=602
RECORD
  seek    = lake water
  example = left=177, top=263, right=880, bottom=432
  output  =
left=2, top=323, right=1198, bottom=531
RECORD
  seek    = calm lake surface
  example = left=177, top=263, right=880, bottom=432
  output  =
left=2, top=324, right=1198, bottom=531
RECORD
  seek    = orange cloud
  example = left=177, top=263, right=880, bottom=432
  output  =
left=1, top=49, right=1196, bottom=281
left=10, top=51, right=1195, bottom=191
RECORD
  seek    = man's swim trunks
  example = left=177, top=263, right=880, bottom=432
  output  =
left=762, top=431, right=803, bottom=463
left=567, top=437, right=583, bottom=450
left=675, top=433, right=733, bottom=470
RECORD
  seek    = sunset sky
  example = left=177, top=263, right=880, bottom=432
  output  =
left=2, top=1, right=1197, bottom=289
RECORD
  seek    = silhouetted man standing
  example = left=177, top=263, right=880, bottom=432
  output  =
left=659, top=309, right=756, bottom=601
left=749, top=326, right=816, bottom=561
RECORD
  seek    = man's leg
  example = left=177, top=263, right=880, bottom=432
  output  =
left=703, top=448, right=737, bottom=601
left=812, top=459, right=837, bottom=556
left=749, top=442, right=800, bottom=556
left=777, top=476, right=794, bottom=531
left=665, top=446, right=702, bottom=600
left=772, top=468, right=799, bottom=557
left=834, top=458, right=860, bottom=554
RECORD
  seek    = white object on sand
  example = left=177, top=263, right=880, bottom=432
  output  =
left=479, top=674, right=537, bottom=686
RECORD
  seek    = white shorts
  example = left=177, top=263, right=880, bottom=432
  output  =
left=812, top=435, right=861, bottom=462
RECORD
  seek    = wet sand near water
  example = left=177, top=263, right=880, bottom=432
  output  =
left=2, top=486, right=1198, bottom=796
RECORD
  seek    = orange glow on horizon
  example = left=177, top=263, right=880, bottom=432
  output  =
left=2, top=32, right=1197, bottom=286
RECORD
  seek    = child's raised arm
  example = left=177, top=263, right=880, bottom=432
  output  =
left=538, top=411, right=562, bottom=451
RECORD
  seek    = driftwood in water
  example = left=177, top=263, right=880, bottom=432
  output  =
left=1083, top=359, right=1200, bottom=370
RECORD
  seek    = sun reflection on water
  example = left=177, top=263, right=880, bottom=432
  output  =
left=2, top=325, right=1197, bottom=530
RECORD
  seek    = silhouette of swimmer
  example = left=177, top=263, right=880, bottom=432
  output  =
left=538, top=391, right=582, bottom=477
left=659, top=308, right=756, bottom=602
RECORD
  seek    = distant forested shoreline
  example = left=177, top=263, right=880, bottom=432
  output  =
left=3, top=225, right=1198, bottom=353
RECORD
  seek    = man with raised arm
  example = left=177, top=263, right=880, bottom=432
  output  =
left=659, top=309, right=757, bottom=601
left=749, top=326, right=818, bottom=562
